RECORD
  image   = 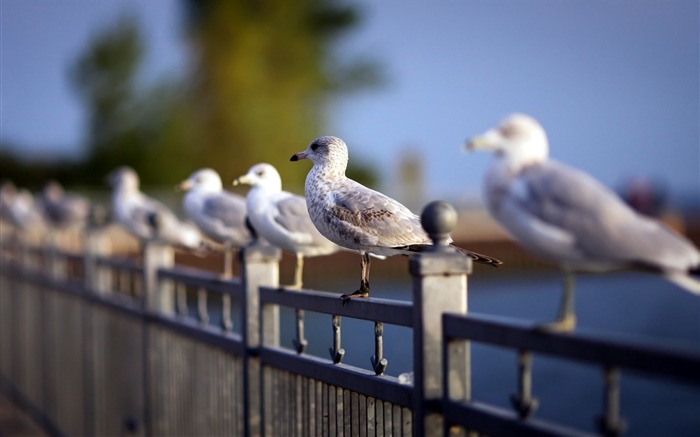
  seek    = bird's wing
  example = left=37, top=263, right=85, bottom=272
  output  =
left=202, top=194, right=249, bottom=229
left=327, top=179, right=430, bottom=248
left=272, top=194, right=321, bottom=245
left=502, top=160, right=699, bottom=270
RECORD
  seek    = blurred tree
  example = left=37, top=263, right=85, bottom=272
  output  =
left=65, top=2, right=380, bottom=190
left=70, top=15, right=195, bottom=185
left=183, top=0, right=382, bottom=189
left=70, top=16, right=144, bottom=183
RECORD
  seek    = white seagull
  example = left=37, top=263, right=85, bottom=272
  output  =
left=178, top=168, right=253, bottom=277
left=233, top=163, right=342, bottom=288
left=108, top=167, right=203, bottom=250
left=465, top=113, right=700, bottom=331
left=5, top=188, right=46, bottom=233
left=291, top=136, right=501, bottom=301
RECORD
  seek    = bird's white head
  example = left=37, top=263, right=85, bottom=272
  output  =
left=178, top=168, right=222, bottom=193
left=108, top=167, right=139, bottom=192
left=290, top=136, right=349, bottom=176
left=465, top=114, right=549, bottom=167
left=233, top=163, right=283, bottom=192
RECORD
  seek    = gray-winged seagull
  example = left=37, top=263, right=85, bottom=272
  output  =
left=291, top=135, right=502, bottom=302
left=108, top=166, right=203, bottom=250
left=178, top=168, right=253, bottom=277
left=465, top=113, right=700, bottom=331
left=233, top=163, right=342, bottom=288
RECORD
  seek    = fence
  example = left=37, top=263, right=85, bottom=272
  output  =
left=1, top=205, right=699, bottom=437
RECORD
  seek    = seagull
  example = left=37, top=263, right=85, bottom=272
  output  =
left=233, top=163, right=343, bottom=289
left=177, top=168, right=253, bottom=278
left=108, top=166, right=203, bottom=250
left=465, top=113, right=700, bottom=331
left=5, top=188, right=46, bottom=233
left=40, top=180, right=90, bottom=230
left=1, top=181, right=17, bottom=225
left=291, top=136, right=502, bottom=301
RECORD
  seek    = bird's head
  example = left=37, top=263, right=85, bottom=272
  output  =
left=465, top=114, right=549, bottom=165
left=107, top=166, right=139, bottom=192
left=233, top=163, right=282, bottom=192
left=290, top=136, right=349, bottom=175
left=177, top=168, right=222, bottom=193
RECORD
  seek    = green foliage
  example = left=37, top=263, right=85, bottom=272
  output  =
left=182, top=0, right=382, bottom=188
left=3, top=1, right=381, bottom=191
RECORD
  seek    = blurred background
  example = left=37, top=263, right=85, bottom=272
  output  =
left=1, top=1, right=699, bottom=435
left=2, top=0, right=699, bottom=266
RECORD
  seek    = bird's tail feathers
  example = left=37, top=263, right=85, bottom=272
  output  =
left=664, top=271, right=700, bottom=295
left=452, top=245, right=503, bottom=267
left=397, top=243, right=503, bottom=267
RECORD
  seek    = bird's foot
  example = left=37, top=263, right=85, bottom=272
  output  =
left=536, top=314, right=576, bottom=333
left=340, top=281, right=370, bottom=304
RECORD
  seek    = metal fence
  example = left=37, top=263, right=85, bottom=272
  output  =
left=1, top=218, right=699, bottom=437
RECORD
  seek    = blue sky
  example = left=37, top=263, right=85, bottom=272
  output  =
left=1, top=0, right=698, bottom=206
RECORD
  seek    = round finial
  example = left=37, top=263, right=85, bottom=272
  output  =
left=420, top=200, right=457, bottom=247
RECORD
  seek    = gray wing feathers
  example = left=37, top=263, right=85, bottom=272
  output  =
left=203, top=195, right=247, bottom=229
left=330, top=180, right=430, bottom=247
left=519, top=162, right=699, bottom=270
left=274, top=195, right=324, bottom=239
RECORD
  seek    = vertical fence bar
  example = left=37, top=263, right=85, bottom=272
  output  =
left=142, top=242, right=175, bottom=314
left=241, top=243, right=280, bottom=436
left=410, top=201, right=471, bottom=437
left=84, top=227, right=112, bottom=294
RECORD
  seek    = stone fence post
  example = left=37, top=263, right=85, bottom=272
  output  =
left=411, top=201, right=471, bottom=437
left=240, top=242, right=281, bottom=437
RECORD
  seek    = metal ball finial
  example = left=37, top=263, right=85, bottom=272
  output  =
left=420, top=200, right=457, bottom=247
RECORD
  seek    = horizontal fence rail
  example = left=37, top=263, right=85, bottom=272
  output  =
left=1, top=215, right=699, bottom=436
left=442, top=313, right=700, bottom=437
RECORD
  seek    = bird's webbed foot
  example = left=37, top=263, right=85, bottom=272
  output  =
left=340, top=280, right=370, bottom=304
left=536, top=313, right=576, bottom=333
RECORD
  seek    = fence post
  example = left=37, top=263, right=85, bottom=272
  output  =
left=83, top=215, right=113, bottom=295
left=410, top=201, right=471, bottom=437
left=142, top=242, right=175, bottom=314
left=46, top=233, right=67, bottom=282
left=240, top=242, right=281, bottom=437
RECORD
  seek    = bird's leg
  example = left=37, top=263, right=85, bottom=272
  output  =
left=221, top=241, right=233, bottom=280
left=289, top=253, right=304, bottom=289
left=341, top=252, right=371, bottom=302
left=539, top=273, right=577, bottom=332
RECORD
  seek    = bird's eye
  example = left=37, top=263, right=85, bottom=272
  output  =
left=255, top=169, right=265, bottom=177
left=310, top=143, right=319, bottom=151
left=499, top=124, right=516, bottom=138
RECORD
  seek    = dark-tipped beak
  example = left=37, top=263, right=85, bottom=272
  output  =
left=290, top=151, right=308, bottom=162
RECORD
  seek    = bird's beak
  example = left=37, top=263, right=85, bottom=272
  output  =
left=232, top=175, right=251, bottom=186
left=464, top=129, right=497, bottom=152
left=175, top=180, right=191, bottom=192
left=290, top=151, right=308, bottom=161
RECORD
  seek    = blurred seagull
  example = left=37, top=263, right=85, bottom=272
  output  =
left=233, top=163, right=342, bottom=289
left=291, top=136, right=501, bottom=302
left=1, top=181, right=17, bottom=224
left=108, top=167, right=203, bottom=250
left=6, top=188, right=46, bottom=233
left=40, top=180, right=90, bottom=230
left=465, top=113, right=700, bottom=331
left=178, top=168, right=253, bottom=278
